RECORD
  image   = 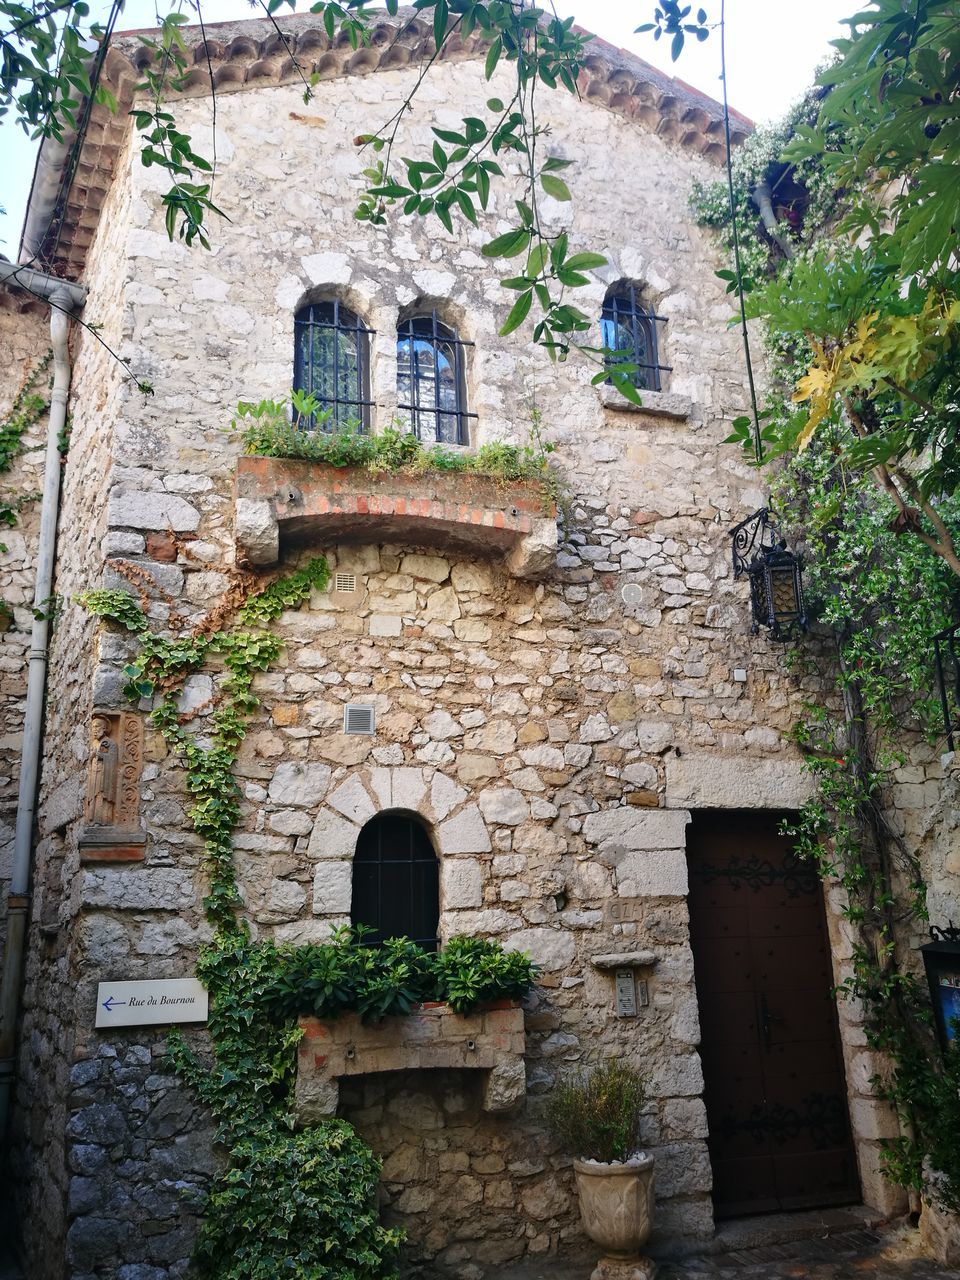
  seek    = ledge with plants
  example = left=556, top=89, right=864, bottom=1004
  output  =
left=230, top=393, right=561, bottom=578
left=284, top=932, right=534, bottom=1122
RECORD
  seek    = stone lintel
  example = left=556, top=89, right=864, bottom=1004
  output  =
left=597, top=382, right=693, bottom=420
left=590, top=951, right=658, bottom=970
left=665, top=755, right=814, bottom=810
left=582, top=807, right=691, bottom=851
left=234, top=456, right=557, bottom=579
left=294, top=1004, right=526, bottom=1123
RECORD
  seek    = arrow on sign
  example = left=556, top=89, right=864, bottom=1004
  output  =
left=101, top=996, right=127, bottom=1013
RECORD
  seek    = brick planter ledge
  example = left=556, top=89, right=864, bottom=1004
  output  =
left=294, top=1002, right=527, bottom=1125
left=234, top=456, right=558, bottom=578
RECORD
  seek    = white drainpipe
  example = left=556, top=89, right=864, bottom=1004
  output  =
left=0, top=267, right=85, bottom=1143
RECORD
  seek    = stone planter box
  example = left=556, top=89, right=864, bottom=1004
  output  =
left=234, top=456, right=557, bottom=578
left=294, top=1001, right=526, bottom=1125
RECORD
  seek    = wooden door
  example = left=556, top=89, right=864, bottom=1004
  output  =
left=687, top=811, right=860, bottom=1219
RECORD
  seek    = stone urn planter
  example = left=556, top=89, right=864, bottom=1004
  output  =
left=546, top=1061, right=655, bottom=1280
left=573, top=1154, right=656, bottom=1280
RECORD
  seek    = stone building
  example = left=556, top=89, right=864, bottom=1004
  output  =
left=1, top=8, right=957, bottom=1279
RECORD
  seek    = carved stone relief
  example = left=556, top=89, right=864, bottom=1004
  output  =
left=79, top=710, right=145, bottom=861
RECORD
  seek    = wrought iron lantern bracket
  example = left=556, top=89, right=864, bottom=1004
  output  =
left=730, top=508, right=807, bottom=642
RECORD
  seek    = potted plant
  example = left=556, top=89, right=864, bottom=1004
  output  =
left=547, top=1060, right=655, bottom=1280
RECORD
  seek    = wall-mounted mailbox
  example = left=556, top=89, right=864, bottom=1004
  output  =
left=615, top=970, right=637, bottom=1018
left=921, top=926, right=960, bottom=1053
left=592, top=951, right=657, bottom=1020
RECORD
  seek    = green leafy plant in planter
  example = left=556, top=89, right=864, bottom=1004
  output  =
left=229, top=392, right=559, bottom=488
left=264, top=929, right=537, bottom=1023
left=548, top=1061, right=656, bottom=1276
left=433, top=935, right=537, bottom=1014
left=547, top=1060, right=647, bottom=1163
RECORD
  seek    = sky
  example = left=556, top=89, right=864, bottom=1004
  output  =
left=0, top=0, right=850, bottom=257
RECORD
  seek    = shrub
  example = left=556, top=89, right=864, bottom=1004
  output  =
left=229, top=394, right=556, bottom=487
left=433, top=936, right=538, bottom=1013
left=546, top=1060, right=648, bottom=1163
left=193, top=1120, right=402, bottom=1280
left=264, top=928, right=538, bottom=1022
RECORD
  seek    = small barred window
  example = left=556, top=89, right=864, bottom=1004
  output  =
left=396, top=311, right=475, bottom=445
left=294, top=300, right=373, bottom=429
left=600, top=287, right=669, bottom=392
left=351, top=813, right=439, bottom=949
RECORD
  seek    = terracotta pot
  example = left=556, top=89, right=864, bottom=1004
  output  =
left=573, top=1154, right=655, bottom=1275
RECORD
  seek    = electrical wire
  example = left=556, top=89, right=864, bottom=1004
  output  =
left=719, top=0, right=763, bottom=465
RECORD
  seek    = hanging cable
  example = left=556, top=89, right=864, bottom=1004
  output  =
left=719, top=0, right=763, bottom=464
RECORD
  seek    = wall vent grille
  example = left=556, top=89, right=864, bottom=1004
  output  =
left=334, top=573, right=357, bottom=593
left=344, top=704, right=376, bottom=735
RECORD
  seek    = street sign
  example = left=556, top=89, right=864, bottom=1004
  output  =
left=95, top=978, right=208, bottom=1029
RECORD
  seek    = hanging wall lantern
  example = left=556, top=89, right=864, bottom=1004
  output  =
left=730, top=508, right=807, bottom=641
left=922, top=925, right=960, bottom=1054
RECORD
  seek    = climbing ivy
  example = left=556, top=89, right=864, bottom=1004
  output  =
left=83, top=556, right=535, bottom=1274
left=0, top=350, right=51, bottom=565
left=692, top=95, right=960, bottom=1208
left=83, top=557, right=403, bottom=1276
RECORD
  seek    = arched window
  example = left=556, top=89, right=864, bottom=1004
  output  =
left=396, top=311, right=474, bottom=445
left=600, top=286, right=667, bottom=392
left=351, top=812, right=440, bottom=949
left=294, top=300, right=373, bottom=430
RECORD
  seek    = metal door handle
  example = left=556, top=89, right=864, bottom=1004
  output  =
left=760, top=994, right=782, bottom=1048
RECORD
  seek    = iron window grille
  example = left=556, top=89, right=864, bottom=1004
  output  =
left=934, top=621, right=960, bottom=752
left=293, top=300, right=375, bottom=430
left=600, top=286, right=671, bottom=392
left=396, top=311, right=476, bottom=445
left=350, top=813, right=440, bottom=950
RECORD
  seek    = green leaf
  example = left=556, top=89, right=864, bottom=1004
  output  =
left=540, top=173, right=572, bottom=201
left=482, top=228, right=531, bottom=258
left=500, top=289, right=533, bottom=335
left=484, top=35, right=502, bottom=80
left=564, top=252, right=607, bottom=270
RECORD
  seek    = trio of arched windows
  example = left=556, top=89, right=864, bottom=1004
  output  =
left=293, top=286, right=665, bottom=441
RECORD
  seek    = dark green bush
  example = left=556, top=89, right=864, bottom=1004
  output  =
left=193, top=1120, right=402, bottom=1280
left=264, top=927, right=537, bottom=1022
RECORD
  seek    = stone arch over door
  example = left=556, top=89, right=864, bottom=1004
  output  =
left=307, top=764, right=493, bottom=933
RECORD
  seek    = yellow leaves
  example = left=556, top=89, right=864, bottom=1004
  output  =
left=791, top=289, right=960, bottom=450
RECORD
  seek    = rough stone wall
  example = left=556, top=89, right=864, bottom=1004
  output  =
left=9, top=49, right=918, bottom=1279
left=6, top=115, right=155, bottom=1280
left=0, top=303, right=50, bottom=962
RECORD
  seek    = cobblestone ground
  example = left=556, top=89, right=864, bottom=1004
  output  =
left=658, top=1227, right=960, bottom=1280
left=490, top=1227, right=960, bottom=1280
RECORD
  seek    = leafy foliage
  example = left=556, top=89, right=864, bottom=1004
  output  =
left=192, top=1120, right=401, bottom=1280
left=0, top=349, right=51, bottom=547
left=546, top=1060, right=647, bottom=1163
left=265, top=929, right=537, bottom=1022
left=229, top=392, right=561, bottom=493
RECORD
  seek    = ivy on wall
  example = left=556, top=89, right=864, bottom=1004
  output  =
left=84, top=558, right=404, bottom=1277
left=83, top=556, right=535, bottom=1275
left=692, top=94, right=960, bottom=1209
left=0, top=350, right=51, bottom=596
